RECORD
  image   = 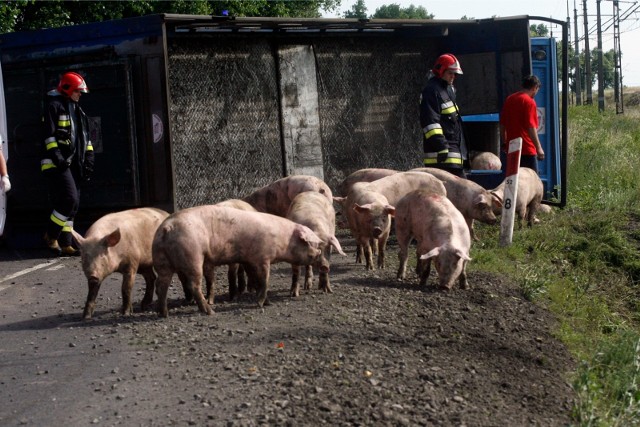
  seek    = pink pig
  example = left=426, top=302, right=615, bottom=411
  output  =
left=470, top=151, right=502, bottom=170
left=243, top=175, right=333, bottom=217
left=395, top=190, right=472, bottom=290
left=490, top=167, right=543, bottom=227
left=337, top=168, right=398, bottom=197
left=286, top=191, right=346, bottom=296
left=72, top=207, right=169, bottom=320
left=338, top=171, right=446, bottom=270
left=152, top=205, right=323, bottom=317
left=206, top=199, right=258, bottom=303
left=412, top=167, right=503, bottom=240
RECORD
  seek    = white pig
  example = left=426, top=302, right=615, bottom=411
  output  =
left=243, top=175, right=333, bottom=217
left=339, top=172, right=446, bottom=270
left=411, top=167, right=503, bottom=240
left=490, top=167, right=543, bottom=227
left=337, top=168, right=398, bottom=197
left=152, top=206, right=323, bottom=317
left=287, top=191, right=346, bottom=296
left=206, top=199, right=257, bottom=303
left=470, top=151, right=502, bottom=170
left=395, top=190, right=471, bottom=290
left=72, top=207, right=169, bottom=320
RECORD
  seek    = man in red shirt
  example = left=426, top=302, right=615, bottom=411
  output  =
left=499, top=75, right=545, bottom=173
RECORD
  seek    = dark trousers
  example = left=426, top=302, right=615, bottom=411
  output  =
left=45, top=168, right=81, bottom=247
left=500, top=151, right=539, bottom=174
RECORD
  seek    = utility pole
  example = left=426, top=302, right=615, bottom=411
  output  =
left=613, top=0, right=624, bottom=114
left=574, top=0, right=582, bottom=105
left=583, top=0, right=592, bottom=104
left=597, top=0, right=605, bottom=112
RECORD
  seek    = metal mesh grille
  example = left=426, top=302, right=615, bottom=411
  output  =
left=168, top=39, right=282, bottom=209
left=168, top=36, right=437, bottom=205
left=315, top=38, right=437, bottom=193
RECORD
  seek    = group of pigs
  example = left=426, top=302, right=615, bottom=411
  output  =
left=72, top=167, right=544, bottom=320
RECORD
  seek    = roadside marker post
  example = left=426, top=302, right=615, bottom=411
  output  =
left=499, top=137, right=522, bottom=247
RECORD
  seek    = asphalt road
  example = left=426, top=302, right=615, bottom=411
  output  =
left=0, top=248, right=153, bottom=426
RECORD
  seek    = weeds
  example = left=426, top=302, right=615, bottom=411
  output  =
left=470, top=97, right=640, bottom=425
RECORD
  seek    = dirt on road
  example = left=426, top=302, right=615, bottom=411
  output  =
left=0, top=235, right=575, bottom=426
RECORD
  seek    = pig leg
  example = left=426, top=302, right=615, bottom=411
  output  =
left=182, top=269, right=213, bottom=315
left=204, top=264, right=216, bottom=306
left=419, top=261, right=432, bottom=287
left=376, top=231, right=390, bottom=269
left=395, top=228, right=412, bottom=281
left=318, top=270, right=331, bottom=293
left=139, top=266, right=156, bottom=312
left=458, top=261, right=469, bottom=289
left=120, top=267, right=137, bottom=316
left=83, top=278, right=102, bottom=320
left=290, top=264, right=301, bottom=297
left=359, top=237, right=374, bottom=270
left=154, top=272, right=172, bottom=318
left=177, top=272, right=194, bottom=305
left=303, top=265, right=314, bottom=290
left=355, top=243, right=363, bottom=263
left=237, top=264, right=248, bottom=294
left=467, top=218, right=478, bottom=241
left=228, top=263, right=240, bottom=301
left=253, top=263, right=271, bottom=307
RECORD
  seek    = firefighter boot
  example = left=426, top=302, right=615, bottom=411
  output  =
left=44, top=233, right=62, bottom=256
left=60, top=245, right=80, bottom=256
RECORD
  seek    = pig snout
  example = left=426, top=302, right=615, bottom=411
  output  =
left=372, top=227, right=383, bottom=238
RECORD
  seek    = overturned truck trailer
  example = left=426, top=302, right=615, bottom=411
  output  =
left=0, top=14, right=567, bottom=247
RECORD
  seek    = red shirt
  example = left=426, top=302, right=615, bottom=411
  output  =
left=500, top=91, right=539, bottom=156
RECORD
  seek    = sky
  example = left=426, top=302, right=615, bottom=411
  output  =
left=324, top=0, right=640, bottom=87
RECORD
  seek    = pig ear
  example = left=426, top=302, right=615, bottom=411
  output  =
left=490, top=191, right=504, bottom=207
left=353, top=203, right=372, bottom=214
left=333, top=196, right=346, bottom=204
left=299, top=227, right=322, bottom=246
left=455, top=248, right=472, bottom=261
left=420, top=247, right=441, bottom=260
left=104, top=228, right=121, bottom=247
left=384, top=205, right=396, bottom=217
left=329, top=235, right=346, bottom=256
left=71, top=229, right=85, bottom=248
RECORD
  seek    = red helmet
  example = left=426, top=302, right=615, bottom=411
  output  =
left=432, top=54, right=463, bottom=78
left=57, top=71, right=89, bottom=97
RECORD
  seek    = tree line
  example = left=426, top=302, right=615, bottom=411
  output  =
left=0, top=0, right=616, bottom=90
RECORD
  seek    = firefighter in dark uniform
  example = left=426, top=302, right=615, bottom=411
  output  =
left=420, top=53, right=467, bottom=178
left=42, top=71, right=94, bottom=256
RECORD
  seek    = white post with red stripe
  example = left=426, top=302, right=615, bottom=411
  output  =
left=499, top=137, right=522, bottom=247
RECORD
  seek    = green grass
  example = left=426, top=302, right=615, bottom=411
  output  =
left=469, top=99, right=640, bottom=425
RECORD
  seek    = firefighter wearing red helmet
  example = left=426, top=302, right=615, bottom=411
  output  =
left=419, top=53, right=468, bottom=177
left=41, top=71, right=94, bottom=256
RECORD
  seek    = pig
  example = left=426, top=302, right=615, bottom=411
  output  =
left=152, top=205, right=323, bottom=317
left=470, top=151, right=502, bottom=170
left=333, top=185, right=394, bottom=271
left=337, top=168, right=398, bottom=197
left=339, top=171, right=447, bottom=270
left=489, top=167, right=543, bottom=227
left=71, top=207, right=169, bottom=320
left=286, top=191, right=346, bottom=296
left=411, top=167, right=503, bottom=240
left=206, top=199, right=258, bottom=303
left=243, top=175, right=333, bottom=217
left=395, top=190, right=472, bottom=290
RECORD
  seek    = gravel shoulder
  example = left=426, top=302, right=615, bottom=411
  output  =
left=0, top=236, right=575, bottom=426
